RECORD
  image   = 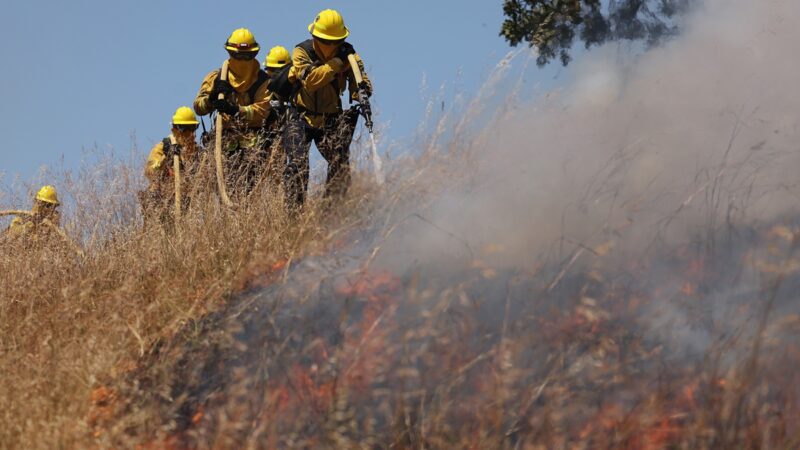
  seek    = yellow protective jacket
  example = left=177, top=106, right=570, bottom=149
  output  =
left=4, top=211, right=60, bottom=242
left=290, top=39, right=372, bottom=129
left=6, top=216, right=32, bottom=236
left=144, top=135, right=200, bottom=181
left=144, top=134, right=202, bottom=200
left=193, top=59, right=272, bottom=129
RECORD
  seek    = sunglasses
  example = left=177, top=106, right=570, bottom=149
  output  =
left=174, top=124, right=198, bottom=132
left=315, top=37, right=345, bottom=46
left=228, top=50, right=258, bottom=60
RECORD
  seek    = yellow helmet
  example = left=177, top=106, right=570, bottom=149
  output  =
left=172, top=106, right=199, bottom=126
left=309, top=9, right=349, bottom=41
left=265, top=46, right=290, bottom=68
left=225, top=28, right=260, bottom=53
left=35, top=185, right=60, bottom=205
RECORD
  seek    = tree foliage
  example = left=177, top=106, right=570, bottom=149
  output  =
left=500, top=0, right=692, bottom=66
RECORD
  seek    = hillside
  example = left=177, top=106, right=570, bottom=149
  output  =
left=2, top=0, right=800, bottom=448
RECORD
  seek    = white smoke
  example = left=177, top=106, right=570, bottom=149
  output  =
left=376, top=0, right=800, bottom=272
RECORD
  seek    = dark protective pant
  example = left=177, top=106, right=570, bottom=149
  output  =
left=256, top=122, right=287, bottom=196
left=282, top=108, right=359, bottom=210
left=138, top=188, right=190, bottom=229
left=222, top=129, right=271, bottom=199
left=226, top=146, right=264, bottom=198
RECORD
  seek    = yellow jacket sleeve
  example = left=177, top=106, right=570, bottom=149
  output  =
left=293, top=46, right=346, bottom=94
left=194, top=70, right=220, bottom=117
left=239, top=80, right=271, bottom=127
left=8, top=217, right=23, bottom=232
left=6, top=217, right=31, bottom=237
left=193, top=69, right=270, bottom=128
left=144, top=142, right=167, bottom=181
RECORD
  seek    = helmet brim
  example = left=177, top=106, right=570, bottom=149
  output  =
left=308, top=23, right=350, bottom=41
left=36, top=197, right=60, bottom=206
left=225, top=44, right=260, bottom=53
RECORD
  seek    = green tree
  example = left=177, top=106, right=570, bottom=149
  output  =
left=500, top=0, right=691, bottom=66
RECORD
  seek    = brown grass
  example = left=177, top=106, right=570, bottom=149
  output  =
left=0, top=143, right=397, bottom=448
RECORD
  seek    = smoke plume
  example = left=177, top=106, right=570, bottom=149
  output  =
left=377, top=0, right=800, bottom=273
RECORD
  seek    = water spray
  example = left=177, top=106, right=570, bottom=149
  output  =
left=348, top=54, right=385, bottom=186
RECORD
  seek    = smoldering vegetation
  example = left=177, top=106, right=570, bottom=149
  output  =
left=88, top=0, right=800, bottom=449
left=113, top=219, right=800, bottom=448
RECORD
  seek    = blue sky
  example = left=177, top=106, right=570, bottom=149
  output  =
left=0, top=0, right=560, bottom=181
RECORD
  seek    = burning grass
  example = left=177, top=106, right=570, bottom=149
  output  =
left=100, top=212, right=800, bottom=449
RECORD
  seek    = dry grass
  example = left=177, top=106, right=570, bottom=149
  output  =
left=0, top=143, right=394, bottom=448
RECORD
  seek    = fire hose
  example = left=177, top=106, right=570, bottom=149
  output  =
left=168, top=135, right=182, bottom=222
left=348, top=54, right=384, bottom=185
left=214, top=60, right=235, bottom=208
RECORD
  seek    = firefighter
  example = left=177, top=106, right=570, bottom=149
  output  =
left=283, top=9, right=373, bottom=211
left=140, top=106, right=203, bottom=226
left=265, top=45, right=291, bottom=79
left=261, top=45, right=293, bottom=185
left=4, top=185, right=62, bottom=241
left=194, top=28, right=273, bottom=197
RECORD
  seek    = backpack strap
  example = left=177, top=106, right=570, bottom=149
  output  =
left=162, top=137, right=173, bottom=157
left=297, top=39, right=318, bottom=64
left=246, top=70, right=270, bottom=104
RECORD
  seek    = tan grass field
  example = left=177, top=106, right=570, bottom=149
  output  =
left=0, top=147, right=394, bottom=448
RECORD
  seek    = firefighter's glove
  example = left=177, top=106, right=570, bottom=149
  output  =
left=212, top=98, right=239, bottom=116
left=210, top=78, right=234, bottom=100
left=164, top=145, right=179, bottom=158
left=337, top=42, right=356, bottom=61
